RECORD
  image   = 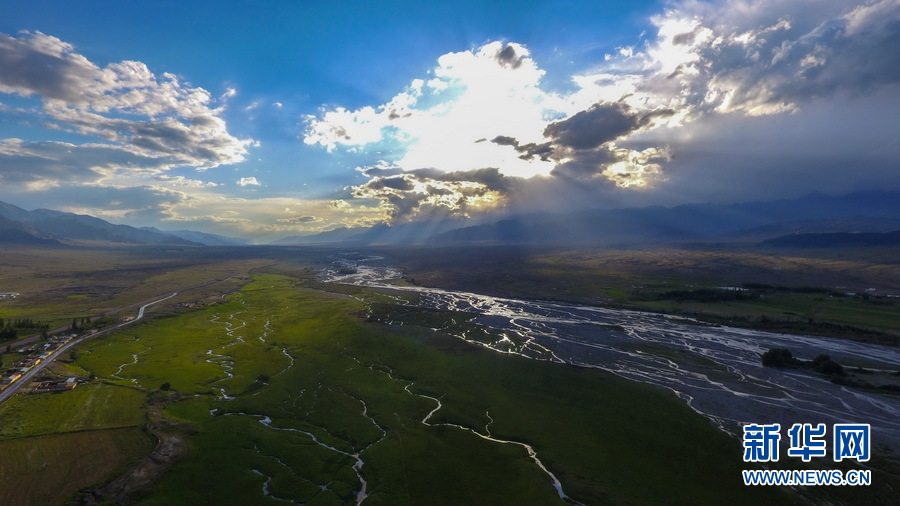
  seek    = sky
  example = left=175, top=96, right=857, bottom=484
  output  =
left=1, top=0, right=898, bottom=242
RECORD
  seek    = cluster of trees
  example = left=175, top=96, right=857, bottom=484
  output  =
left=0, top=317, right=50, bottom=340
left=70, top=316, right=93, bottom=333
left=762, top=347, right=900, bottom=392
left=639, top=288, right=761, bottom=303
left=761, top=347, right=846, bottom=377
left=760, top=347, right=798, bottom=368
left=809, top=353, right=846, bottom=377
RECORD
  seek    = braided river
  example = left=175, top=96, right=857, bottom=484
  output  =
left=323, top=255, right=900, bottom=457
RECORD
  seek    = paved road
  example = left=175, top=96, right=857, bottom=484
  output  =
left=10, top=271, right=239, bottom=352
left=0, top=292, right=178, bottom=405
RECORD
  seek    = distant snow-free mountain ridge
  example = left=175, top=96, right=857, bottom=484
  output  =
left=0, top=201, right=248, bottom=246
left=277, top=191, right=900, bottom=247
left=2, top=191, right=899, bottom=248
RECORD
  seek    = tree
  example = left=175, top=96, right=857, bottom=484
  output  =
left=811, top=354, right=831, bottom=367
left=809, top=353, right=846, bottom=376
left=761, top=348, right=796, bottom=368
left=817, top=359, right=846, bottom=377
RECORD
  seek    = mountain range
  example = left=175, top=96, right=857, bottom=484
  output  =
left=2, top=191, right=899, bottom=248
left=278, top=191, right=900, bottom=247
left=0, top=202, right=248, bottom=247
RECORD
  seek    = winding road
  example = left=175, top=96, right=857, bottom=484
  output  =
left=0, top=292, right=178, bottom=405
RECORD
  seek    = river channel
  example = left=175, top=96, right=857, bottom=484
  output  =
left=322, top=254, right=900, bottom=457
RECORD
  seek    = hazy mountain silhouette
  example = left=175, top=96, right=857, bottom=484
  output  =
left=278, top=191, right=900, bottom=246
left=0, top=201, right=198, bottom=245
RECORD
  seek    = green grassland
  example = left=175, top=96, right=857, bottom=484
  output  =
left=5, top=273, right=792, bottom=504
left=0, top=383, right=146, bottom=439
left=0, top=379, right=153, bottom=504
left=1, top=245, right=897, bottom=504
left=0, top=245, right=273, bottom=330
left=0, top=428, right=154, bottom=505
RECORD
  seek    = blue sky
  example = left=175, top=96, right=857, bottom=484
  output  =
left=1, top=0, right=899, bottom=241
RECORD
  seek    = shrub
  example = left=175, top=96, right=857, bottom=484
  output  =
left=817, top=360, right=846, bottom=377
left=761, top=348, right=796, bottom=367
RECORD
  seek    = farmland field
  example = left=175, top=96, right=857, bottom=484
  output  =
left=0, top=383, right=146, bottom=438
left=0, top=428, right=153, bottom=505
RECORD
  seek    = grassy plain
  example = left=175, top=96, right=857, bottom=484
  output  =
left=0, top=428, right=153, bottom=505
left=0, top=383, right=146, bottom=438
left=0, top=244, right=273, bottom=330
left=1, top=244, right=897, bottom=504
left=37, top=272, right=796, bottom=504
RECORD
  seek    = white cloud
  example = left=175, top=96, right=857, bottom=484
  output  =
left=305, top=41, right=566, bottom=179
left=0, top=31, right=254, bottom=170
left=304, top=0, right=900, bottom=221
left=237, top=176, right=261, bottom=187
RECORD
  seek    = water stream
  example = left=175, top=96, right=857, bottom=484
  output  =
left=321, top=256, right=900, bottom=455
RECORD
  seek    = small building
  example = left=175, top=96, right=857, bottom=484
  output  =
left=31, top=377, right=77, bottom=393
left=3, top=373, right=22, bottom=384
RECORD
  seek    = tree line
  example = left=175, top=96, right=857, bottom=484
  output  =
left=0, top=317, right=50, bottom=340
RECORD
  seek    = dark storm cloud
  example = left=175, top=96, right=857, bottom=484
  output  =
left=508, top=0, right=900, bottom=192
left=542, top=103, right=673, bottom=150
left=490, top=135, right=519, bottom=147
left=645, top=88, right=900, bottom=204
left=641, top=0, right=900, bottom=120
left=495, top=44, right=525, bottom=69
left=514, top=142, right=556, bottom=162
left=365, top=176, right=415, bottom=191
left=352, top=167, right=515, bottom=221
left=489, top=136, right=557, bottom=162
left=549, top=147, right=618, bottom=179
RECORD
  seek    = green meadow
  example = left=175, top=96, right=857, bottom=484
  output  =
left=0, top=428, right=153, bottom=505
left=0, top=382, right=154, bottom=504
left=9, top=273, right=790, bottom=504
left=2, top=245, right=898, bottom=503
left=0, top=383, right=146, bottom=439
left=0, top=245, right=271, bottom=329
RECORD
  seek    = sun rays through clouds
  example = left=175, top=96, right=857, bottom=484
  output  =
left=2, top=1, right=899, bottom=240
left=304, top=0, right=900, bottom=224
